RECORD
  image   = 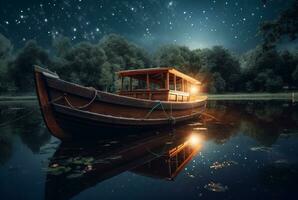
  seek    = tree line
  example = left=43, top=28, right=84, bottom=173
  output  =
left=0, top=33, right=297, bottom=94
left=0, top=1, right=298, bottom=94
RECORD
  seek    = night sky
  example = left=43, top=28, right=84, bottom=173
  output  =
left=0, top=0, right=294, bottom=53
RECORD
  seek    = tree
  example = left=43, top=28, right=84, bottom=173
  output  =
left=154, top=44, right=191, bottom=71
left=99, top=34, right=151, bottom=69
left=0, top=33, right=12, bottom=60
left=52, top=36, right=72, bottom=57
left=254, top=70, right=283, bottom=92
left=292, top=65, right=298, bottom=84
left=199, top=46, right=241, bottom=92
left=0, top=34, right=13, bottom=93
left=209, top=72, right=226, bottom=93
left=8, top=40, right=50, bottom=92
left=53, top=42, right=107, bottom=89
left=99, top=62, right=120, bottom=91
left=241, top=46, right=284, bottom=92
left=188, top=49, right=202, bottom=73
left=280, top=50, right=298, bottom=88
left=260, top=1, right=298, bottom=50
left=97, top=34, right=152, bottom=91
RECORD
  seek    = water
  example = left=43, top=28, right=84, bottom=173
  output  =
left=0, top=100, right=297, bottom=200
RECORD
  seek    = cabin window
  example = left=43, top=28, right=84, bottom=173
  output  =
left=120, top=73, right=166, bottom=91
left=176, top=78, right=182, bottom=91
left=148, top=73, right=165, bottom=90
left=120, top=77, right=129, bottom=91
left=134, top=78, right=146, bottom=90
left=168, top=73, right=185, bottom=92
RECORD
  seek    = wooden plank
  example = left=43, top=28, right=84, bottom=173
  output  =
left=146, top=73, right=150, bottom=90
left=174, top=74, right=176, bottom=91
left=117, top=67, right=201, bottom=85
left=34, top=66, right=68, bottom=139
left=121, top=77, right=124, bottom=90
left=117, top=68, right=169, bottom=76
left=169, top=69, right=200, bottom=84
left=129, top=77, right=132, bottom=91
left=165, top=72, right=169, bottom=90
left=53, top=103, right=205, bottom=126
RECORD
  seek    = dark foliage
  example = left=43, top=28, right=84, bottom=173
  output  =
left=260, top=0, right=298, bottom=50
left=8, top=40, right=51, bottom=92
left=0, top=32, right=297, bottom=94
left=0, top=33, right=13, bottom=93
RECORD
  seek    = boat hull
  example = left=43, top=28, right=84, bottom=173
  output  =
left=34, top=66, right=207, bottom=140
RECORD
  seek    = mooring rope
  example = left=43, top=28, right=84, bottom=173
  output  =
left=144, top=100, right=176, bottom=124
left=48, top=95, right=64, bottom=104
left=145, top=101, right=168, bottom=119
left=49, top=87, right=98, bottom=110
left=64, top=87, right=98, bottom=109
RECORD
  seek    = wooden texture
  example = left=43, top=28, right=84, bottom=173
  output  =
left=34, top=66, right=69, bottom=139
left=34, top=66, right=207, bottom=140
left=117, top=67, right=200, bottom=84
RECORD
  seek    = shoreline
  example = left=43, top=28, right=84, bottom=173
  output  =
left=206, top=92, right=297, bottom=101
left=0, top=92, right=297, bottom=102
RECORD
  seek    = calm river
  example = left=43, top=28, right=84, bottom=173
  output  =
left=0, top=100, right=297, bottom=200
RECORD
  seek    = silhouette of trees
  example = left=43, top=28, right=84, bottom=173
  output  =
left=8, top=40, right=51, bottom=92
left=53, top=41, right=107, bottom=89
left=241, top=46, right=298, bottom=92
left=0, top=31, right=297, bottom=94
left=260, top=1, right=298, bottom=50
left=0, top=33, right=13, bottom=93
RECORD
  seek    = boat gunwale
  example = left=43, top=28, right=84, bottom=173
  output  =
left=52, top=103, right=205, bottom=126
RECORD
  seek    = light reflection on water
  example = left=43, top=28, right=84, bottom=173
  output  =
left=0, top=100, right=297, bottom=200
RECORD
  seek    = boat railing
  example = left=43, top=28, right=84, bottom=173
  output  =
left=168, top=90, right=189, bottom=102
left=118, top=89, right=190, bottom=102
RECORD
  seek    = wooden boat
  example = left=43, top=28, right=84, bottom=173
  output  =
left=34, top=66, right=207, bottom=139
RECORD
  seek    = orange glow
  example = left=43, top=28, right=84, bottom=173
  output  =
left=190, top=85, right=199, bottom=94
left=188, top=134, right=202, bottom=147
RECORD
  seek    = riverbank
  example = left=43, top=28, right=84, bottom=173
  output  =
left=0, top=92, right=298, bottom=102
left=0, top=96, right=37, bottom=101
left=206, top=92, right=297, bottom=101
left=0, top=92, right=297, bottom=102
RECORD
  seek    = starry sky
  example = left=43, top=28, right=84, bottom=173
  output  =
left=0, top=0, right=294, bottom=53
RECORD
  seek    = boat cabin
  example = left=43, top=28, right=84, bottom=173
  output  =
left=116, top=68, right=201, bottom=102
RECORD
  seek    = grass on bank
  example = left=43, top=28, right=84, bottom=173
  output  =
left=206, top=92, right=297, bottom=101
left=0, top=92, right=297, bottom=102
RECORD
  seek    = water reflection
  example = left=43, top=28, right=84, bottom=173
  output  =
left=0, top=100, right=298, bottom=199
left=0, top=101, right=51, bottom=160
left=260, top=160, right=298, bottom=192
left=207, top=101, right=298, bottom=145
left=45, top=127, right=202, bottom=200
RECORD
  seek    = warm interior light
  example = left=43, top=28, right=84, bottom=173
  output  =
left=190, top=85, right=199, bottom=94
left=188, top=134, right=201, bottom=147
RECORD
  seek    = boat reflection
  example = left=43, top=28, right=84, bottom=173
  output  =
left=45, top=126, right=204, bottom=200
left=132, top=133, right=202, bottom=180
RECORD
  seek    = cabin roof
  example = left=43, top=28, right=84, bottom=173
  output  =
left=116, top=67, right=200, bottom=84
